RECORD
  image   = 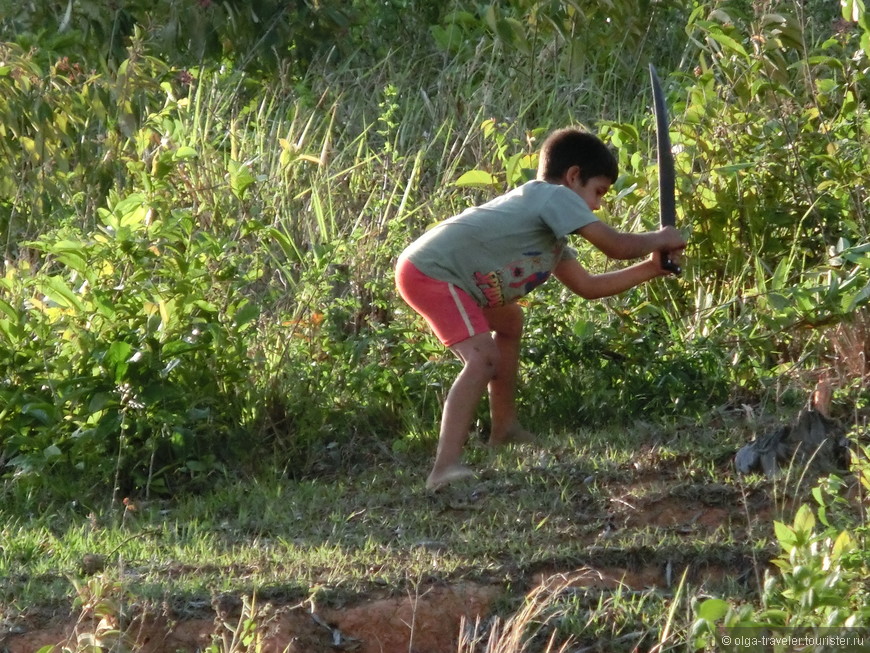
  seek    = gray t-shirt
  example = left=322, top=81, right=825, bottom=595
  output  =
left=401, top=180, right=598, bottom=307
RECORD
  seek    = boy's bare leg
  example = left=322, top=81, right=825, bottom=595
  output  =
left=427, top=332, right=499, bottom=490
left=483, top=304, right=534, bottom=445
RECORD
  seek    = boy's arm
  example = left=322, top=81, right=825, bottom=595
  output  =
left=576, top=221, right=685, bottom=260
left=553, top=255, right=669, bottom=300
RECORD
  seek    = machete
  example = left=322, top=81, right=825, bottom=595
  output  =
left=649, top=64, right=681, bottom=276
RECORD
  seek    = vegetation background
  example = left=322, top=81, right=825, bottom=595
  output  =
left=1, top=0, right=867, bottom=504
left=1, top=0, right=870, bottom=650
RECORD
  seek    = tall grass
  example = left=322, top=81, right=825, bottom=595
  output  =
left=0, top=1, right=868, bottom=505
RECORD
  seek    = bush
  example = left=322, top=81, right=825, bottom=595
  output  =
left=2, top=0, right=870, bottom=506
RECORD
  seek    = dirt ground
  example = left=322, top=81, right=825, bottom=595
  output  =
left=3, top=566, right=738, bottom=653
left=5, top=582, right=501, bottom=653
left=1, top=485, right=771, bottom=653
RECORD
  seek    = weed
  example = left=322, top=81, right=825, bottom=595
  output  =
left=692, top=445, right=870, bottom=648
left=458, top=576, right=576, bottom=653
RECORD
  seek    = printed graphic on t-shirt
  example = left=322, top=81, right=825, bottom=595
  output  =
left=472, top=249, right=554, bottom=307
left=472, top=269, right=504, bottom=306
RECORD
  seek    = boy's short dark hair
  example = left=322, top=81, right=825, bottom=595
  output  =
left=537, top=128, right=618, bottom=184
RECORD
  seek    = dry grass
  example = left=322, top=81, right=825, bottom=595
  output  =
left=458, top=575, right=578, bottom=653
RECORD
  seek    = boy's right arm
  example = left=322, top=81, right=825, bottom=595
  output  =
left=576, top=222, right=685, bottom=260
left=553, top=256, right=668, bottom=300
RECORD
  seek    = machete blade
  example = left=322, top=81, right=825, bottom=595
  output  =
left=649, top=64, right=681, bottom=276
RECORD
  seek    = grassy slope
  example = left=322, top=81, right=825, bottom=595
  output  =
left=1, top=415, right=792, bottom=649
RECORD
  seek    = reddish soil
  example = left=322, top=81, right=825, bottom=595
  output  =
left=3, top=583, right=500, bottom=653
left=1, top=559, right=740, bottom=653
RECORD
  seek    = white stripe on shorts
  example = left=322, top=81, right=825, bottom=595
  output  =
left=448, top=283, right=476, bottom=338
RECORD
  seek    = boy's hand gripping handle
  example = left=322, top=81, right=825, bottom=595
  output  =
left=650, top=64, right=682, bottom=276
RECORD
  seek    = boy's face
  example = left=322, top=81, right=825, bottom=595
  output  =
left=567, top=173, right=611, bottom=212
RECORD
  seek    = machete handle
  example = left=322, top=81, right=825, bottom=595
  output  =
left=661, top=252, right=681, bottom=276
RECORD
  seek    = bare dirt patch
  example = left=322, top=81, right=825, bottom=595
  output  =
left=604, top=472, right=778, bottom=534
left=2, top=559, right=751, bottom=653
left=3, top=583, right=502, bottom=653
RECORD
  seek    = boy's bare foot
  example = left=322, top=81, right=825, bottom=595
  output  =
left=488, top=423, right=535, bottom=447
left=426, top=464, right=476, bottom=491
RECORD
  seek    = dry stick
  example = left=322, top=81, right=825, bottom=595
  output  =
left=404, top=576, right=433, bottom=653
left=106, top=528, right=159, bottom=560
left=737, top=479, right=768, bottom=595
left=111, top=424, right=126, bottom=512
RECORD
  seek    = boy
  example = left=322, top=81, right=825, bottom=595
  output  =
left=395, top=128, right=686, bottom=490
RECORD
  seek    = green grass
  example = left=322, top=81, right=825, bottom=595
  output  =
left=1, top=418, right=792, bottom=650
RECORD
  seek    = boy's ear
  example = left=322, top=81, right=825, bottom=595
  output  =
left=563, top=165, right=582, bottom=186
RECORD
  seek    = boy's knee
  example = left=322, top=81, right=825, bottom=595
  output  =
left=470, top=345, right=500, bottom=376
left=458, top=339, right=500, bottom=380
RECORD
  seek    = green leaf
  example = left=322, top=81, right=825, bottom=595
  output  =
left=22, top=403, right=57, bottom=425
left=88, top=393, right=114, bottom=413
left=268, top=227, right=302, bottom=262
left=715, top=162, right=755, bottom=175
left=482, top=5, right=498, bottom=34
left=105, top=341, right=133, bottom=381
left=771, top=256, right=793, bottom=290
left=806, top=56, right=845, bottom=72
left=817, top=504, right=829, bottom=527
left=842, top=0, right=864, bottom=22
left=505, top=152, right=524, bottom=185
left=794, top=290, right=816, bottom=314
left=793, top=504, right=815, bottom=534
left=38, top=276, right=85, bottom=311
left=28, top=238, right=93, bottom=278
left=706, top=29, right=749, bottom=58
left=831, top=530, right=854, bottom=559
left=757, top=608, right=789, bottom=624
left=228, top=160, right=256, bottom=200
left=186, top=459, right=207, bottom=472
left=767, top=292, right=790, bottom=312
left=173, top=146, right=198, bottom=160
left=0, top=319, right=22, bottom=343
left=105, top=341, right=133, bottom=366
left=454, top=169, right=499, bottom=188
left=113, top=193, right=148, bottom=227
left=232, top=301, right=260, bottom=329
left=844, top=282, right=870, bottom=312
left=481, top=118, right=497, bottom=139
left=43, top=444, right=62, bottom=459
left=0, top=298, right=18, bottom=322
left=497, top=17, right=530, bottom=55
left=773, top=520, right=797, bottom=550
left=55, top=251, right=90, bottom=277
left=193, top=299, right=219, bottom=313
left=430, top=24, right=465, bottom=53
left=697, top=598, right=729, bottom=621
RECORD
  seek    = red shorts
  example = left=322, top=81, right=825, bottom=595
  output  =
left=395, top=257, right=489, bottom=346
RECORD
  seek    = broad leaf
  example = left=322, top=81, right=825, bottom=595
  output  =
left=454, top=169, right=498, bottom=188
left=697, top=598, right=729, bottom=621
